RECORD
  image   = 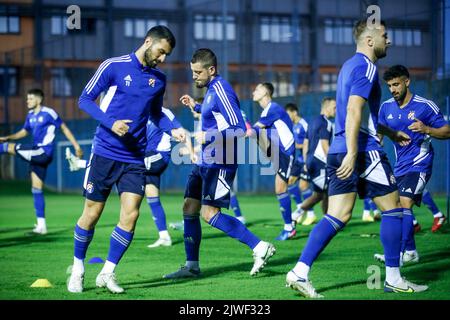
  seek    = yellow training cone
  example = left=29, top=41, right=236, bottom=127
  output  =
left=30, top=279, right=53, bottom=288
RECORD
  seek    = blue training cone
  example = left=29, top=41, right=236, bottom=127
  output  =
left=88, top=257, right=104, bottom=264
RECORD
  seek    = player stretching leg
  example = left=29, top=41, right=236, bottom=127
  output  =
left=164, top=49, right=275, bottom=279
left=290, top=98, right=336, bottom=227
left=252, top=83, right=297, bottom=240
left=285, top=20, right=427, bottom=298
left=67, top=26, right=185, bottom=293
left=0, top=88, right=83, bottom=235
left=374, top=65, right=450, bottom=265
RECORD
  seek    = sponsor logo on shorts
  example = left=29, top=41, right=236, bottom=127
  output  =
left=408, top=111, right=415, bottom=120
left=86, top=182, right=94, bottom=194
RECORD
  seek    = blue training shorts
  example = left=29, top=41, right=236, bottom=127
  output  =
left=327, top=150, right=398, bottom=199
left=306, top=157, right=327, bottom=192
left=144, top=151, right=169, bottom=189
left=184, top=165, right=236, bottom=209
left=15, top=143, right=53, bottom=181
left=397, top=171, right=430, bottom=206
left=83, top=154, right=146, bottom=202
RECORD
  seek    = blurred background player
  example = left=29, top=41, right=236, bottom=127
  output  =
left=291, top=97, right=335, bottom=227
left=362, top=197, right=381, bottom=222
left=414, top=188, right=446, bottom=233
left=0, top=88, right=83, bottom=235
left=375, top=64, right=450, bottom=265
left=252, top=82, right=296, bottom=240
left=285, top=20, right=428, bottom=298
left=67, top=26, right=185, bottom=294
left=164, top=48, right=275, bottom=279
left=284, top=102, right=316, bottom=226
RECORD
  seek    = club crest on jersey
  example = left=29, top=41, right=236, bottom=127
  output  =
left=124, top=75, right=132, bottom=86
left=38, top=116, right=44, bottom=122
left=408, top=111, right=415, bottom=120
left=149, top=78, right=156, bottom=87
left=86, top=182, right=94, bottom=194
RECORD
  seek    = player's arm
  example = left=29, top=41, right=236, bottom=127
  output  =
left=408, top=120, right=450, bottom=139
left=336, top=95, right=364, bottom=179
left=302, top=138, right=309, bottom=169
left=0, top=128, right=28, bottom=142
left=78, top=62, right=122, bottom=132
left=377, top=123, right=410, bottom=146
left=60, top=122, right=83, bottom=158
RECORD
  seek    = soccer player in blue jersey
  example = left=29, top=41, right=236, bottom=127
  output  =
left=163, top=48, right=275, bottom=279
left=145, top=108, right=195, bottom=248
left=285, top=20, right=428, bottom=298
left=290, top=97, right=336, bottom=226
left=66, top=26, right=185, bottom=294
left=285, top=103, right=316, bottom=226
left=0, top=88, right=83, bottom=235
left=252, top=82, right=297, bottom=240
left=374, top=65, right=450, bottom=265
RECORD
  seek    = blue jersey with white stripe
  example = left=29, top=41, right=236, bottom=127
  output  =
left=257, top=101, right=295, bottom=157
left=195, top=75, right=246, bottom=169
left=23, top=106, right=62, bottom=156
left=329, top=52, right=382, bottom=154
left=145, top=107, right=181, bottom=161
left=293, top=118, right=308, bottom=163
left=79, top=52, right=173, bottom=164
left=379, top=94, right=447, bottom=176
left=306, top=115, right=333, bottom=164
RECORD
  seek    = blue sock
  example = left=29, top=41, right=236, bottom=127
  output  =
left=401, top=208, right=416, bottom=252
left=209, top=211, right=260, bottom=249
left=230, top=192, right=242, bottom=217
left=184, top=214, right=202, bottom=262
left=288, top=183, right=302, bottom=205
left=380, top=208, right=403, bottom=267
left=302, top=189, right=313, bottom=201
left=107, top=226, right=134, bottom=264
left=299, top=214, right=345, bottom=266
left=74, top=224, right=95, bottom=260
left=363, top=198, right=371, bottom=211
left=32, top=188, right=45, bottom=218
left=277, top=192, right=292, bottom=225
left=422, top=189, right=440, bottom=215
left=370, top=200, right=378, bottom=211
left=147, top=196, right=167, bottom=232
left=0, top=142, right=8, bottom=154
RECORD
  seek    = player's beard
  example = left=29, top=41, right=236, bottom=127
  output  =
left=144, top=46, right=159, bottom=68
left=393, top=88, right=407, bottom=104
left=374, top=46, right=387, bottom=59
left=195, top=78, right=210, bottom=88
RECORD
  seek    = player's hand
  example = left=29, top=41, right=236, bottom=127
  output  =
left=0, top=136, right=8, bottom=142
left=394, top=130, right=411, bottom=147
left=336, top=153, right=357, bottom=180
left=112, top=120, right=132, bottom=137
left=179, top=94, right=196, bottom=109
left=171, top=128, right=186, bottom=143
left=408, top=119, right=429, bottom=135
left=194, top=131, right=206, bottom=144
left=74, top=146, right=83, bottom=158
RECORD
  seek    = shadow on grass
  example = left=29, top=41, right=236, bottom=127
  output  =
left=122, top=252, right=301, bottom=291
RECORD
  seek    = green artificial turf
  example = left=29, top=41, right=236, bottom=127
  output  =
left=0, top=180, right=449, bottom=300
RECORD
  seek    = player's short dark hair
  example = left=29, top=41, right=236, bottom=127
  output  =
left=191, top=48, right=217, bottom=69
left=146, top=25, right=176, bottom=49
left=27, top=88, right=44, bottom=100
left=353, top=19, right=386, bottom=42
left=383, top=65, right=410, bottom=82
left=261, top=82, right=274, bottom=97
left=321, top=97, right=335, bottom=108
left=285, top=102, right=298, bottom=113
